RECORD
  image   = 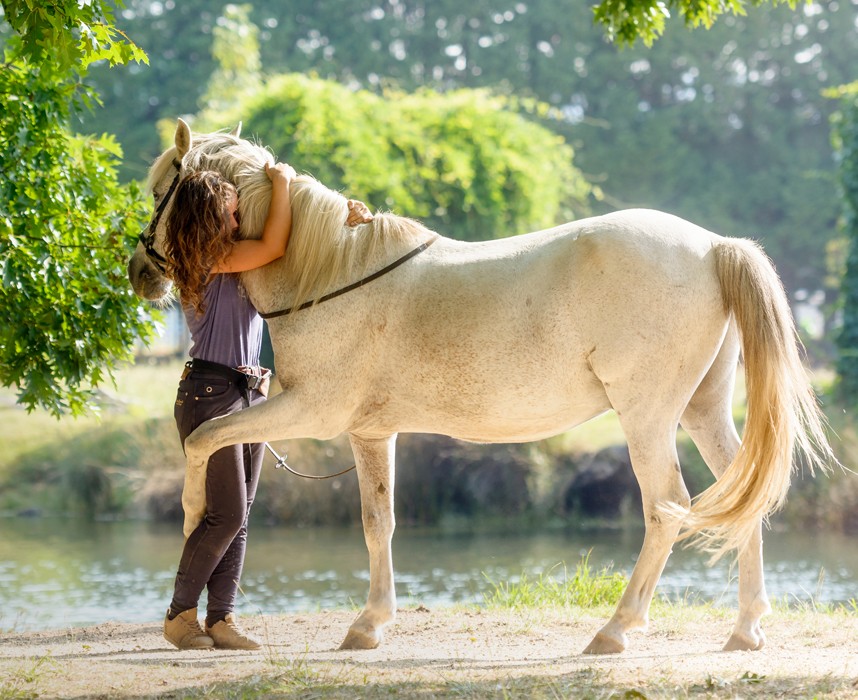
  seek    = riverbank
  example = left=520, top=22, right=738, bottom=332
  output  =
left=2, top=605, right=856, bottom=698
left=2, top=360, right=857, bottom=533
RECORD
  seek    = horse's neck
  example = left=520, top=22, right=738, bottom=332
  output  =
left=241, top=225, right=434, bottom=316
left=240, top=262, right=292, bottom=316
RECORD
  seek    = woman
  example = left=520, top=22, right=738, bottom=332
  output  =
left=162, top=163, right=372, bottom=650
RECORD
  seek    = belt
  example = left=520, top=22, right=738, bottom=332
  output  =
left=185, top=358, right=271, bottom=394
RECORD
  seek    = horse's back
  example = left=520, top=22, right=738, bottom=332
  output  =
left=405, top=208, right=726, bottom=343
left=415, top=208, right=721, bottom=287
left=355, top=209, right=732, bottom=440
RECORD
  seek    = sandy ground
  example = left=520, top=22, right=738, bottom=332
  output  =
left=2, top=607, right=857, bottom=698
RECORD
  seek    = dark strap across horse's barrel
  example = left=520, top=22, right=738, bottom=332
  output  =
left=260, top=235, right=438, bottom=320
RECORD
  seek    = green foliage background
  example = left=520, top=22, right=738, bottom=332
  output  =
left=834, top=95, right=858, bottom=399
left=68, top=0, right=857, bottom=305
left=198, top=75, right=591, bottom=241
left=1, top=0, right=856, bottom=417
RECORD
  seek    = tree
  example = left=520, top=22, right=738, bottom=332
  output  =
left=71, top=1, right=247, bottom=181
left=201, top=3, right=262, bottom=114
left=197, top=73, right=592, bottom=242
left=0, top=0, right=154, bottom=416
left=76, top=0, right=852, bottom=302
left=567, top=1, right=854, bottom=299
left=831, top=86, right=858, bottom=399
left=593, top=0, right=800, bottom=46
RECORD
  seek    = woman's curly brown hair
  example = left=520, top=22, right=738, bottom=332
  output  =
left=164, top=171, right=240, bottom=314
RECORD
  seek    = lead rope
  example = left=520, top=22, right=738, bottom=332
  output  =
left=264, top=441, right=356, bottom=480
left=235, top=371, right=355, bottom=480
left=238, top=377, right=355, bottom=481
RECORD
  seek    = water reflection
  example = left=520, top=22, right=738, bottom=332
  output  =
left=0, top=518, right=855, bottom=632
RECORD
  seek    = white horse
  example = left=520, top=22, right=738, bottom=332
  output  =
left=129, top=119, right=833, bottom=654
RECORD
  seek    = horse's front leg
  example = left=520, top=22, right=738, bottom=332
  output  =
left=339, top=433, right=398, bottom=650
left=181, top=447, right=209, bottom=540
left=180, top=389, right=314, bottom=539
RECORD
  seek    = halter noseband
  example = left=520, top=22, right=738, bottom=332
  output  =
left=138, top=158, right=183, bottom=274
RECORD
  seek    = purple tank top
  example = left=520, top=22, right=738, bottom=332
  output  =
left=183, top=274, right=263, bottom=368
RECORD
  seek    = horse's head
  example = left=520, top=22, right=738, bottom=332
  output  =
left=129, top=118, right=428, bottom=315
left=127, top=118, right=272, bottom=302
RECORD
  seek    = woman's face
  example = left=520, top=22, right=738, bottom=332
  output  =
left=225, top=190, right=240, bottom=235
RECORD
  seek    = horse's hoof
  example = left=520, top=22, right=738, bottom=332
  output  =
left=339, top=627, right=382, bottom=650
left=723, top=630, right=765, bottom=652
left=582, top=631, right=625, bottom=655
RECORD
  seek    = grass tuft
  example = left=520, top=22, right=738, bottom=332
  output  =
left=0, top=655, right=55, bottom=700
left=482, top=553, right=627, bottom=610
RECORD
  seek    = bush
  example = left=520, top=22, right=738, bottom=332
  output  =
left=194, top=75, right=592, bottom=242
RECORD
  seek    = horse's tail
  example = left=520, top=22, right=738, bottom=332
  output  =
left=679, top=238, right=834, bottom=559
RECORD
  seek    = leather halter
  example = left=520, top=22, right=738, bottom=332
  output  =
left=138, top=158, right=183, bottom=273
left=260, top=235, right=438, bottom=320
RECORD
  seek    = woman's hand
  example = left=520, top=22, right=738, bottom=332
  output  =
left=214, top=162, right=296, bottom=273
left=346, top=200, right=374, bottom=226
left=265, top=161, right=296, bottom=188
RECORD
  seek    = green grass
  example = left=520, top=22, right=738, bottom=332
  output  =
left=0, top=360, right=185, bottom=515
left=0, top=360, right=182, bottom=473
left=0, top=655, right=55, bottom=700
left=483, top=555, right=628, bottom=610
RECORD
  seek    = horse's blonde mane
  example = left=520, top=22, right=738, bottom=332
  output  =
left=151, top=128, right=430, bottom=309
left=147, top=130, right=274, bottom=231
left=286, top=176, right=430, bottom=308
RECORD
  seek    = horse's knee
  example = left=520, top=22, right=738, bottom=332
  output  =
left=361, top=509, right=394, bottom=539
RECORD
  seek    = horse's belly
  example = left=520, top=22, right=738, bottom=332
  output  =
left=425, top=401, right=613, bottom=443
left=354, top=351, right=611, bottom=441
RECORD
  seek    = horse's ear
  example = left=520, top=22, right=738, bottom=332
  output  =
left=230, top=122, right=242, bottom=138
left=175, top=118, right=192, bottom=157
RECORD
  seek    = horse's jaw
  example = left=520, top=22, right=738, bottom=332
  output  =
left=128, top=247, right=174, bottom=301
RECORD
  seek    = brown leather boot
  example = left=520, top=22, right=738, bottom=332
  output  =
left=164, top=608, right=214, bottom=650
left=205, top=614, right=262, bottom=650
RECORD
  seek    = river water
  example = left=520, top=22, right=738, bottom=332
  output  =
left=0, top=518, right=855, bottom=632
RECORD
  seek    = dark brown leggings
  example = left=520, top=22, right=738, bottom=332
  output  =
left=169, top=368, right=265, bottom=625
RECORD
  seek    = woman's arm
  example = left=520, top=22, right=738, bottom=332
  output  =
left=213, top=162, right=295, bottom=273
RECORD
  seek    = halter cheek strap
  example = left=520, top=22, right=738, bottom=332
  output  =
left=138, top=158, right=183, bottom=273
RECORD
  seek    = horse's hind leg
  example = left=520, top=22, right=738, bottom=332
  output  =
left=680, top=334, right=770, bottom=651
left=584, top=414, right=690, bottom=654
left=339, top=433, right=398, bottom=650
